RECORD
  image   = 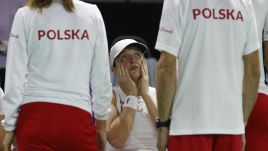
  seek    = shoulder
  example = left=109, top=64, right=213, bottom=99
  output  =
left=74, top=1, right=103, bottom=23
left=74, top=0, right=96, bottom=8
left=14, top=6, right=29, bottom=17
left=14, top=6, right=37, bottom=21
left=74, top=0, right=100, bottom=14
left=241, top=0, right=254, bottom=12
left=165, top=0, right=181, bottom=6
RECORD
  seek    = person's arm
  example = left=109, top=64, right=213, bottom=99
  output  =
left=106, top=93, right=136, bottom=149
left=2, top=8, right=28, bottom=151
left=139, top=59, right=158, bottom=124
left=141, top=93, right=158, bottom=124
left=156, top=51, right=176, bottom=125
left=0, top=115, right=5, bottom=145
left=95, top=120, right=107, bottom=151
left=156, top=51, right=177, bottom=151
left=90, top=6, right=112, bottom=151
left=242, top=50, right=260, bottom=124
left=242, top=50, right=259, bottom=151
left=107, top=62, right=138, bottom=148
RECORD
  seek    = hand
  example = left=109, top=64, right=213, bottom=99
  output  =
left=242, top=134, right=246, bottom=151
left=139, top=59, right=149, bottom=97
left=96, top=120, right=107, bottom=151
left=2, top=131, right=15, bottom=151
left=0, top=40, right=8, bottom=52
left=157, top=127, right=169, bottom=151
left=96, top=129, right=106, bottom=151
left=116, top=63, right=137, bottom=96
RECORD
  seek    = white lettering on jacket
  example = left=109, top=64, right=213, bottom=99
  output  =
left=38, top=29, right=89, bottom=40
left=192, top=8, right=243, bottom=21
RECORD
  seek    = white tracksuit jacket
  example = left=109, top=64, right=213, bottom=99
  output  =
left=3, top=0, right=112, bottom=131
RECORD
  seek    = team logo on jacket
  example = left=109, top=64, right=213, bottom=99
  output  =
left=159, top=27, right=173, bottom=34
left=38, top=29, right=89, bottom=40
left=10, top=33, right=19, bottom=39
left=193, top=8, right=243, bottom=21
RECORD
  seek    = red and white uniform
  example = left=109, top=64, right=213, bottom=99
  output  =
left=3, top=0, right=112, bottom=132
left=155, top=0, right=259, bottom=136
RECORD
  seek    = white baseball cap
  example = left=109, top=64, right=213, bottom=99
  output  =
left=109, top=39, right=148, bottom=66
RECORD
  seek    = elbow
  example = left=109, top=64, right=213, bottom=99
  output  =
left=255, top=69, right=260, bottom=83
left=244, top=50, right=260, bottom=83
left=245, top=67, right=260, bottom=86
left=157, top=61, right=176, bottom=76
left=107, top=137, right=126, bottom=149
left=157, top=62, right=170, bottom=73
left=251, top=64, right=260, bottom=83
left=157, top=52, right=176, bottom=76
left=111, top=141, right=125, bottom=149
left=107, top=127, right=129, bottom=149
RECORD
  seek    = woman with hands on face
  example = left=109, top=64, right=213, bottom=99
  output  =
left=106, top=38, right=158, bottom=151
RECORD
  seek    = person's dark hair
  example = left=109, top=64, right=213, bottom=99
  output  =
left=27, top=0, right=75, bottom=12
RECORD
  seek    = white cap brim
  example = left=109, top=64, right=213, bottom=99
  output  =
left=109, top=39, right=148, bottom=66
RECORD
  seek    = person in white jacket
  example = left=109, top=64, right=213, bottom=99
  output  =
left=245, top=0, right=268, bottom=151
left=106, top=38, right=158, bottom=151
left=2, top=0, right=112, bottom=150
left=155, top=0, right=260, bottom=151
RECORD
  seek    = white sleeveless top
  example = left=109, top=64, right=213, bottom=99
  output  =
left=107, top=86, right=158, bottom=151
